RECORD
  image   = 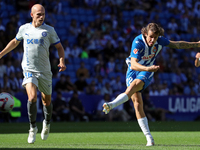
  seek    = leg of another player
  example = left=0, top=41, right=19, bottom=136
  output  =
left=26, top=83, right=38, bottom=144
left=41, top=92, right=52, bottom=140
left=131, top=93, right=154, bottom=146
left=103, top=79, right=144, bottom=111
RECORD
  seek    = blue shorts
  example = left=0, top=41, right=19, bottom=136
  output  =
left=126, top=68, right=154, bottom=92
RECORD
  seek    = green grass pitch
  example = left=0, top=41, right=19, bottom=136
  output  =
left=0, top=121, right=200, bottom=149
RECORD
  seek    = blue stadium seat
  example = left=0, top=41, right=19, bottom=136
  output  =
left=78, top=8, right=86, bottom=15
left=66, top=64, right=75, bottom=71
left=71, top=77, right=77, bottom=83
left=57, top=28, right=66, bottom=36
left=70, top=8, right=79, bottom=15
left=71, top=15, right=80, bottom=21
left=62, top=0, right=69, bottom=7
left=56, top=21, right=65, bottom=28
left=116, top=72, right=126, bottom=83
left=65, top=21, right=71, bottom=28
left=85, top=10, right=93, bottom=15
left=52, top=78, right=59, bottom=90
left=108, top=72, right=116, bottom=79
left=86, top=78, right=93, bottom=84
left=89, top=57, right=97, bottom=66
left=68, top=57, right=73, bottom=64
left=72, top=57, right=81, bottom=64
left=79, top=15, right=88, bottom=22
left=81, top=58, right=89, bottom=64
left=67, top=72, right=76, bottom=78
left=7, top=5, right=15, bottom=11
left=1, top=18, right=9, bottom=26
left=9, top=11, right=16, bottom=16
left=55, top=14, right=64, bottom=21
left=68, top=36, right=77, bottom=44
left=1, top=12, right=8, bottom=18
left=160, top=73, right=170, bottom=80
left=85, top=64, right=91, bottom=70
left=122, top=11, right=130, bottom=17
left=87, top=15, right=95, bottom=22
left=64, top=14, right=72, bottom=22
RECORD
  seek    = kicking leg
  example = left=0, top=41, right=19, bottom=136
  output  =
left=131, top=93, right=154, bottom=146
left=103, top=79, right=144, bottom=114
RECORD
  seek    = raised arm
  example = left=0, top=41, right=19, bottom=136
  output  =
left=54, top=42, right=66, bottom=72
left=0, top=38, right=21, bottom=59
left=166, top=40, right=200, bottom=49
left=195, top=52, right=200, bottom=67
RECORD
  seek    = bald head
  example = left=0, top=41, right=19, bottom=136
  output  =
left=30, top=4, right=45, bottom=27
left=31, top=4, right=45, bottom=14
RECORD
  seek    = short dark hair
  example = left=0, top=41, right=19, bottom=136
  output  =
left=141, top=23, right=164, bottom=36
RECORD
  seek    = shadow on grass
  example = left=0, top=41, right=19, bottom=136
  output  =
left=0, top=148, right=133, bottom=150
left=0, top=121, right=200, bottom=134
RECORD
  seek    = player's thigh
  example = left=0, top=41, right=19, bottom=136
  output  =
left=125, top=79, right=144, bottom=97
left=38, top=72, right=52, bottom=96
left=41, top=92, right=51, bottom=106
left=25, top=82, right=38, bottom=102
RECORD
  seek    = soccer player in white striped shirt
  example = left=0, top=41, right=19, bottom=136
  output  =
left=103, top=23, right=200, bottom=146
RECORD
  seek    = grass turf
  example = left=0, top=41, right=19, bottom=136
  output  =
left=0, top=121, right=200, bottom=149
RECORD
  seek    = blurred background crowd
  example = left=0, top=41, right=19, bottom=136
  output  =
left=0, top=0, right=200, bottom=122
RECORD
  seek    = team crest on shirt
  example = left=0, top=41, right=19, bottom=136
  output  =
left=152, top=46, right=157, bottom=53
left=42, top=32, right=47, bottom=37
left=142, top=46, right=157, bottom=60
left=133, top=49, right=139, bottom=54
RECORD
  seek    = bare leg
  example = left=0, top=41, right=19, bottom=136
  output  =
left=103, top=79, right=144, bottom=113
left=131, top=92, right=154, bottom=146
left=26, top=83, right=37, bottom=128
left=26, top=83, right=38, bottom=144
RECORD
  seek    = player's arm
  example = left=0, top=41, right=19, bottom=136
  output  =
left=0, top=38, right=21, bottom=59
left=54, top=42, right=66, bottom=72
left=195, top=52, right=200, bottom=67
left=166, top=40, right=200, bottom=49
left=130, top=57, right=160, bottom=72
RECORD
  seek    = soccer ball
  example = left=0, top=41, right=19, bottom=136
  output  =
left=0, top=92, right=14, bottom=112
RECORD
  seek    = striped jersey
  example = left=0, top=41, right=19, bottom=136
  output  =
left=126, top=34, right=170, bottom=67
left=16, top=22, right=60, bottom=72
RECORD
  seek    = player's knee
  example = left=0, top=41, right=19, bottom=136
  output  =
left=42, top=99, right=51, bottom=106
left=134, top=100, right=143, bottom=111
left=28, top=97, right=37, bottom=103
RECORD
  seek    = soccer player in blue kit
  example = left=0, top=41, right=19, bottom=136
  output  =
left=0, top=4, right=66, bottom=143
left=103, top=23, right=200, bottom=146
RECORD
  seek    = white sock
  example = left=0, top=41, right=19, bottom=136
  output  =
left=108, top=93, right=129, bottom=109
left=138, top=117, right=153, bottom=140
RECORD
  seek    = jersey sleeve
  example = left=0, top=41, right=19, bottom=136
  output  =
left=50, top=27, right=60, bottom=45
left=130, top=38, right=143, bottom=60
left=15, top=25, right=24, bottom=41
left=158, top=36, right=170, bottom=46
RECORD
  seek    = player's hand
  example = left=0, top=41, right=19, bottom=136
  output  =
left=147, top=65, right=160, bottom=72
left=195, top=52, right=200, bottom=59
left=58, top=63, right=66, bottom=72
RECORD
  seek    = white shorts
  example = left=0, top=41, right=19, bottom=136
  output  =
left=22, top=71, right=52, bottom=95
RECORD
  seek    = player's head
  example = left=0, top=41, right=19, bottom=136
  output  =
left=30, top=4, right=45, bottom=27
left=141, top=23, right=164, bottom=47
